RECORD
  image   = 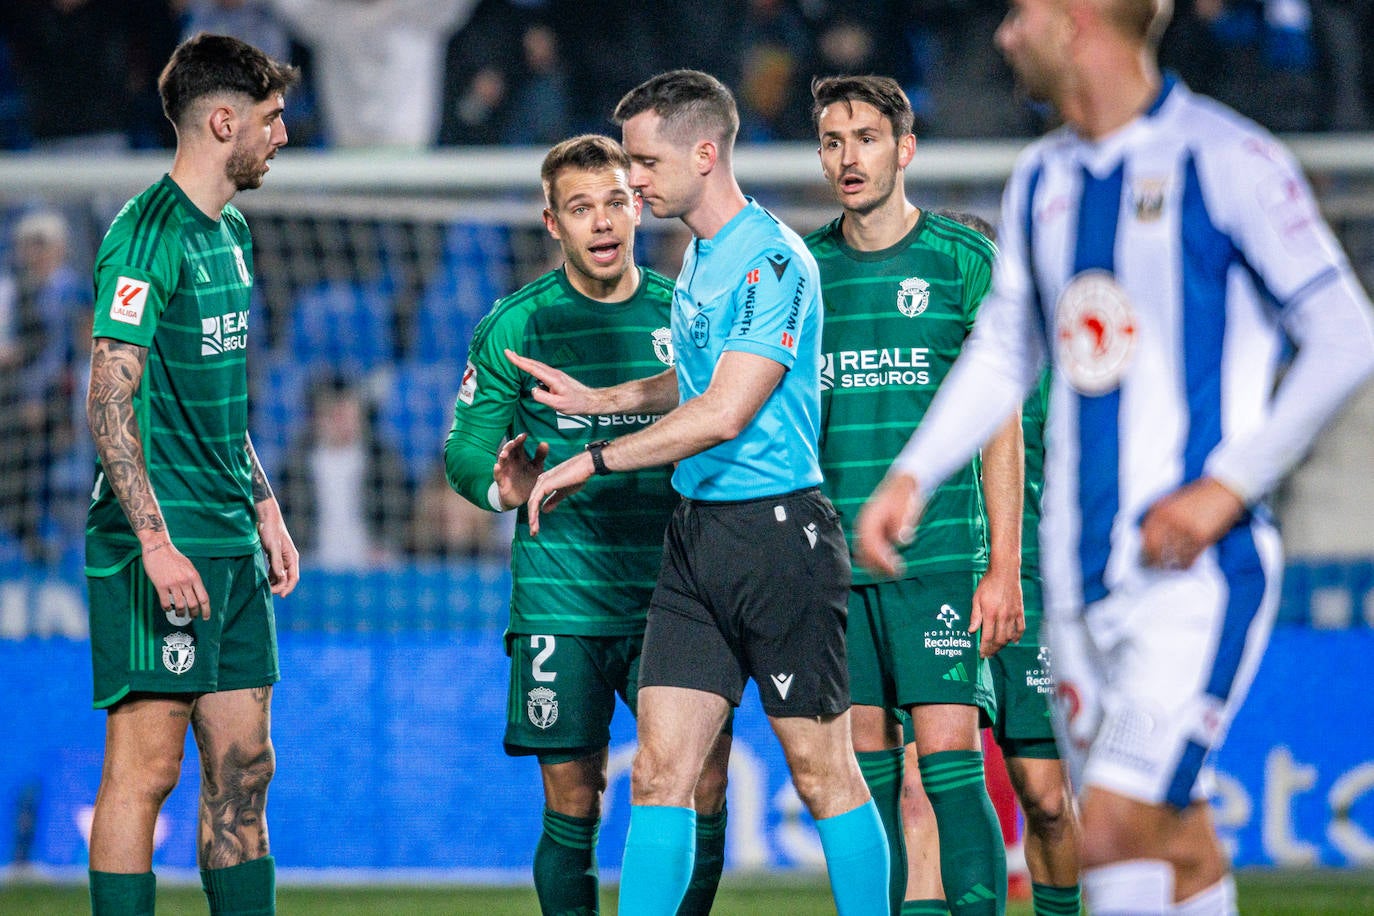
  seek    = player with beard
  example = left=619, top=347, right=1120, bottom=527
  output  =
left=85, top=34, right=299, bottom=916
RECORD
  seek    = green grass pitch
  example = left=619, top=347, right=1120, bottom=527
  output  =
left=4, top=869, right=1374, bottom=914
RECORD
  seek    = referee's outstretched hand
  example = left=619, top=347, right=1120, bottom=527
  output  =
left=506, top=349, right=599, bottom=416
left=525, top=452, right=592, bottom=536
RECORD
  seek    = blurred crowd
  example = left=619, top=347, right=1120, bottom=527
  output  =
left=0, top=0, right=1370, bottom=154
left=0, top=205, right=518, bottom=572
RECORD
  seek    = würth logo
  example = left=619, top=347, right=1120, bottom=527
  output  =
left=745, top=268, right=760, bottom=284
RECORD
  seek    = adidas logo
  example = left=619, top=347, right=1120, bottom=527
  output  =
left=770, top=672, right=794, bottom=700
left=956, top=884, right=997, bottom=907
left=194, top=263, right=211, bottom=285
left=942, top=663, right=969, bottom=683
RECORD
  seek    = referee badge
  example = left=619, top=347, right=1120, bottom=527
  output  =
left=527, top=686, right=559, bottom=729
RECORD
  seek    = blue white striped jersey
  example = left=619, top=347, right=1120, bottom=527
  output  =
left=895, top=77, right=1374, bottom=613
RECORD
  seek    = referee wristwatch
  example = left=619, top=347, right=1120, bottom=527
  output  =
left=586, top=439, right=613, bottom=476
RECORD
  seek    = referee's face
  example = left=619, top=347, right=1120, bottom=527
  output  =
left=622, top=110, right=698, bottom=221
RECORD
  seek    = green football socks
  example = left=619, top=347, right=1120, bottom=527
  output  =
left=534, top=808, right=601, bottom=915
left=919, top=750, right=1006, bottom=916
left=1031, top=881, right=1082, bottom=915
left=678, top=804, right=727, bottom=915
left=857, top=747, right=907, bottom=915
left=89, top=870, right=155, bottom=916
left=200, top=855, right=276, bottom=916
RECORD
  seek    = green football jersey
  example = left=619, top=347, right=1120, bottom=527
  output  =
left=1020, top=369, right=1051, bottom=635
left=86, top=175, right=260, bottom=574
left=807, top=211, right=996, bottom=586
left=445, top=267, right=679, bottom=638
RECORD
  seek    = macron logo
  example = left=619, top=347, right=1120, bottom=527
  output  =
left=770, top=673, right=794, bottom=700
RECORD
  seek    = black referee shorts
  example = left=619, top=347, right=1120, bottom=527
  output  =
left=641, top=487, right=852, bottom=718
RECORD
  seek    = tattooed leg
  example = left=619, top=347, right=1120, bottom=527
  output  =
left=193, top=686, right=275, bottom=869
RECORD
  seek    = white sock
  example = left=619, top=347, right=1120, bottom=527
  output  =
left=1083, top=859, right=1175, bottom=915
left=1173, top=874, right=1237, bottom=915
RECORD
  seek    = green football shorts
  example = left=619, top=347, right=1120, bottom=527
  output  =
left=88, top=551, right=279, bottom=709
left=988, top=641, right=1059, bottom=755
left=504, top=630, right=733, bottom=763
left=847, top=571, right=995, bottom=724
left=504, top=631, right=643, bottom=761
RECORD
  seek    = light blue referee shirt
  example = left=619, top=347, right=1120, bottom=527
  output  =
left=671, top=199, right=825, bottom=501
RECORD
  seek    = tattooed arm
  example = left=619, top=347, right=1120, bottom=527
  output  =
left=87, top=337, right=211, bottom=618
left=246, top=433, right=299, bottom=597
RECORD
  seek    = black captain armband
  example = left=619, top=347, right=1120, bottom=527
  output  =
left=586, top=439, right=613, bottom=476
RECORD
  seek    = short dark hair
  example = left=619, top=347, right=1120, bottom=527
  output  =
left=810, top=75, right=914, bottom=139
left=935, top=209, right=997, bottom=243
left=158, top=33, right=299, bottom=128
left=540, top=134, right=632, bottom=209
left=612, top=69, right=739, bottom=152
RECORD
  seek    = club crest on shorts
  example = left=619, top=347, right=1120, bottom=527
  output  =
left=527, top=686, right=558, bottom=729
left=652, top=327, right=674, bottom=366
left=162, top=632, right=196, bottom=675
left=897, top=276, right=930, bottom=317
left=1055, top=270, right=1137, bottom=395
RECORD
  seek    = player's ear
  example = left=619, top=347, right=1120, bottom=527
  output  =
left=209, top=104, right=236, bottom=143
left=542, top=207, right=560, bottom=240
left=897, top=132, right=916, bottom=169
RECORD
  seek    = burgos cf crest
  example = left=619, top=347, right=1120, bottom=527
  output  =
left=527, top=686, right=559, bottom=729
left=162, top=632, right=196, bottom=675
left=897, top=276, right=930, bottom=317
left=652, top=327, right=675, bottom=366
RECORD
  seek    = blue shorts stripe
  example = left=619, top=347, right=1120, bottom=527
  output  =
left=1166, top=739, right=1209, bottom=809
left=1208, top=522, right=1268, bottom=698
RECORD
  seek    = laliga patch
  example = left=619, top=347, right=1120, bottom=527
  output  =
left=1258, top=172, right=1319, bottom=250
left=457, top=360, right=478, bottom=405
left=1055, top=270, right=1137, bottom=395
left=109, top=277, right=149, bottom=325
